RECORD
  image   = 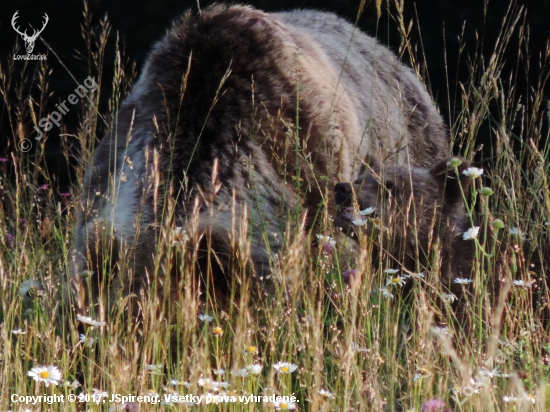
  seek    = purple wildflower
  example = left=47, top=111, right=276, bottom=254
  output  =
left=423, top=398, right=446, bottom=412
left=59, top=192, right=71, bottom=198
left=39, top=184, right=49, bottom=190
left=342, top=269, right=358, bottom=284
left=0, top=157, right=9, bottom=163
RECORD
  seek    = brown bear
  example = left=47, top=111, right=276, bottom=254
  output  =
left=334, top=157, right=550, bottom=322
left=69, top=4, right=450, bottom=316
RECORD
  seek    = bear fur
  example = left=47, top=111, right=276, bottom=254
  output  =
left=69, top=4, right=450, bottom=314
left=334, top=157, right=550, bottom=321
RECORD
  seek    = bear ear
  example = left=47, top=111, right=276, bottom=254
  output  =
left=429, top=158, right=471, bottom=205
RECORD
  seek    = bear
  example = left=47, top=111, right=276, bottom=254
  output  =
left=69, top=4, right=450, bottom=317
left=334, top=157, right=550, bottom=324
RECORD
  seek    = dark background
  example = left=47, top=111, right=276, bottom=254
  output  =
left=0, top=0, right=549, bottom=191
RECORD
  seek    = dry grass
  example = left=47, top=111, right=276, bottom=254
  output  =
left=0, top=1, right=549, bottom=411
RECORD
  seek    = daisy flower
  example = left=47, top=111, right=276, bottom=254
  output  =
left=63, top=379, right=81, bottom=390
left=273, top=362, right=298, bottom=374
left=146, top=364, right=163, bottom=373
left=379, top=287, right=394, bottom=299
left=198, top=313, right=214, bottom=322
left=441, top=293, right=457, bottom=303
left=247, top=364, right=263, bottom=375
left=275, top=401, right=297, bottom=410
left=352, top=218, right=368, bottom=226
left=453, top=278, right=473, bottom=284
left=319, top=389, right=334, bottom=399
left=213, top=369, right=225, bottom=375
left=212, top=326, right=224, bottom=336
left=462, top=167, right=484, bottom=178
left=513, top=280, right=531, bottom=287
left=316, top=234, right=336, bottom=246
left=384, top=268, right=399, bottom=274
left=76, top=314, right=106, bottom=327
left=359, top=207, right=376, bottom=216
left=198, top=378, right=219, bottom=391
left=462, top=226, right=480, bottom=240
left=386, top=276, right=406, bottom=287
left=171, top=227, right=189, bottom=245
left=27, top=365, right=62, bottom=387
left=12, top=329, right=26, bottom=335
left=231, top=368, right=248, bottom=377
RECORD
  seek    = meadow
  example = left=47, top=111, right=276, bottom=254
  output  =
left=0, top=1, right=549, bottom=411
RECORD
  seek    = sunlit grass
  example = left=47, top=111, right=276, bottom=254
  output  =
left=0, top=1, right=549, bottom=411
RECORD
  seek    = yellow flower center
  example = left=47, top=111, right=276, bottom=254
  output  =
left=280, top=403, right=288, bottom=409
left=213, top=327, right=223, bottom=335
left=39, top=371, right=50, bottom=379
left=281, top=366, right=289, bottom=373
left=392, top=278, right=400, bottom=283
left=247, top=346, right=257, bottom=353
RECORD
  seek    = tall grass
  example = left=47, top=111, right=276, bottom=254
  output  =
left=0, top=0, right=549, bottom=411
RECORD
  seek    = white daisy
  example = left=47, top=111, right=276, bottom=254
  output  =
left=454, top=278, right=473, bottom=284
left=462, top=226, right=480, bottom=240
left=319, top=389, right=334, bottom=399
left=273, top=362, right=298, bottom=374
left=171, top=227, right=189, bottom=245
left=198, top=378, right=219, bottom=391
left=379, top=287, right=394, bottom=299
left=12, top=329, right=26, bottom=335
left=63, top=379, right=81, bottom=390
left=359, top=207, right=376, bottom=216
left=316, top=234, right=336, bottom=246
left=352, top=218, right=368, bottom=226
left=198, top=314, right=214, bottom=322
left=146, top=364, right=163, bottom=373
left=386, top=276, right=406, bottom=287
left=502, top=395, right=518, bottom=402
left=384, top=268, right=399, bottom=274
left=275, top=401, right=297, bottom=410
left=441, top=293, right=457, bottom=303
left=213, top=369, right=225, bottom=375
left=479, top=367, right=501, bottom=378
left=462, top=167, right=484, bottom=178
left=76, top=314, right=106, bottom=327
left=513, top=280, right=531, bottom=287
left=246, top=364, right=263, bottom=375
left=231, top=368, right=248, bottom=377
left=431, top=326, right=452, bottom=336
left=27, top=366, right=62, bottom=387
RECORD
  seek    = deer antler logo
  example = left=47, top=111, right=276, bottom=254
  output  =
left=11, top=11, right=49, bottom=54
